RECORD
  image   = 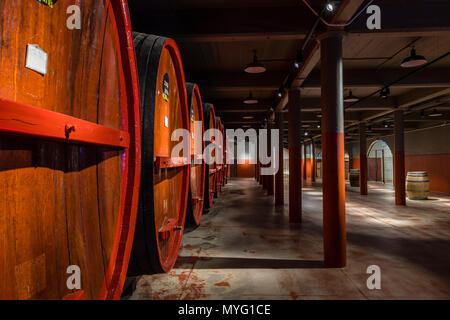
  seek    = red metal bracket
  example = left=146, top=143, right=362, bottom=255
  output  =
left=158, top=218, right=182, bottom=240
left=0, top=98, right=129, bottom=148
left=192, top=197, right=203, bottom=205
left=155, top=156, right=189, bottom=169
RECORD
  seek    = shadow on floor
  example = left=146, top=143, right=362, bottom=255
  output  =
left=175, top=256, right=324, bottom=269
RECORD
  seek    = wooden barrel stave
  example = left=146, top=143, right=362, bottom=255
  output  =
left=185, top=83, right=206, bottom=227
left=0, top=0, right=141, bottom=300
left=128, top=33, right=189, bottom=275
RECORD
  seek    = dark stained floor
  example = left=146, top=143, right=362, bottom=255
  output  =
left=130, top=177, right=450, bottom=300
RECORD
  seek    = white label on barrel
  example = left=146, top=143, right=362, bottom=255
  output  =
left=164, top=116, right=169, bottom=128
left=25, top=44, right=48, bottom=75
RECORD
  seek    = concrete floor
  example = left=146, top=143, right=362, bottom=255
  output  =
left=129, top=177, right=450, bottom=300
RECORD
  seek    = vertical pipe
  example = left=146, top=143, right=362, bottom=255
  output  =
left=394, top=110, right=406, bottom=205
left=311, top=140, right=316, bottom=182
left=275, top=112, right=284, bottom=205
left=359, top=122, right=368, bottom=195
left=320, top=31, right=346, bottom=267
left=267, top=121, right=274, bottom=196
left=288, top=88, right=302, bottom=223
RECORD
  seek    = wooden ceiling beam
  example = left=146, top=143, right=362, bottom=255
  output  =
left=129, top=6, right=313, bottom=42
left=303, top=68, right=450, bottom=90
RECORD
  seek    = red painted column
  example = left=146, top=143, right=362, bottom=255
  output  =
left=275, top=112, right=284, bottom=205
left=288, top=88, right=302, bottom=223
left=267, top=121, right=274, bottom=196
left=311, top=140, right=316, bottom=182
left=262, top=125, right=268, bottom=190
left=320, top=31, right=346, bottom=267
left=394, top=110, right=406, bottom=205
left=255, top=133, right=259, bottom=182
left=302, top=143, right=307, bottom=181
left=359, top=122, right=368, bottom=195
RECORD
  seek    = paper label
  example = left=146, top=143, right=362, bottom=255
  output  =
left=25, top=44, right=48, bottom=75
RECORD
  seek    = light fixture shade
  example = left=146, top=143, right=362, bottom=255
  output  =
left=401, top=48, right=427, bottom=68
left=242, top=116, right=254, bottom=120
left=344, top=90, right=359, bottom=102
left=245, top=51, right=266, bottom=74
left=243, top=92, right=258, bottom=104
left=380, top=87, right=390, bottom=99
left=428, top=109, right=443, bottom=117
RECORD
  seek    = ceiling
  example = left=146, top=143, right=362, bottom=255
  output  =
left=128, top=0, right=450, bottom=144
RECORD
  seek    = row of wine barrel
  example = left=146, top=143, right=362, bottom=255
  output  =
left=0, top=0, right=228, bottom=300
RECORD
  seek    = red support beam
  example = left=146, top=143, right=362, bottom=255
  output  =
left=303, top=143, right=307, bottom=181
left=267, top=121, right=274, bottom=196
left=359, top=122, right=368, bottom=195
left=0, top=98, right=129, bottom=148
left=275, top=112, right=284, bottom=205
left=311, top=140, right=316, bottom=182
left=320, top=31, right=346, bottom=267
left=155, top=156, right=189, bottom=169
left=288, top=88, right=302, bottom=223
left=394, top=110, right=406, bottom=206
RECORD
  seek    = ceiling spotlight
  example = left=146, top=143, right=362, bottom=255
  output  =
left=244, top=50, right=266, bottom=74
left=316, top=113, right=322, bottom=118
left=325, top=2, right=334, bottom=12
left=243, top=92, right=258, bottom=104
left=304, top=131, right=308, bottom=136
left=277, top=86, right=284, bottom=98
left=294, top=51, right=303, bottom=69
left=344, top=90, right=359, bottom=103
left=380, top=87, right=390, bottom=99
left=383, top=121, right=389, bottom=128
left=401, top=47, right=428, bottom=68
left=317, top=122, right=321, bottom=129
left=242, top=116, right=254, bottom=120
left=428, top=109, right=443, bottom=117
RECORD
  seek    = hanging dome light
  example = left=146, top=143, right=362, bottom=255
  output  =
left=343, top=90, right=359, bottom=103
left=243, top=92, right=258, bottom=104
left=401, top=48, right=428, bottom=68
left=428, top=109, right=443, bottom=117
left=380, top=87, right=390, bottom=99
left=244, top=50, right=266, bottom=74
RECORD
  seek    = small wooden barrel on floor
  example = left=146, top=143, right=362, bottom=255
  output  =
left=185, top=83, right=206, bottom=227
left=350, top=169, right=360, bottom=187
left=128, top=33, right=189, bottom=274
left=0, top=0, right=141, bottom=300
left=406, top=171, right=430, bottom=200
left=203, top=103, right=217, bottom=210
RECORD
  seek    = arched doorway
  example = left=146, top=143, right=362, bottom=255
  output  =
left=367, top=140, right=393, bottom=184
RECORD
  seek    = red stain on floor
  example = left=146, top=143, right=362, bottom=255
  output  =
left=242, top=232, right=247, bottom=236
left=214, top=281, right=230, bottom=287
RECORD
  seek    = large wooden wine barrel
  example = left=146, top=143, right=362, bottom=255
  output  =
left=406, top=171, right=430, bottom=200
left=350, top=169, right=360, bottom=187
left=0, top=1, right=141, bottom=300
left=185, top=83, right=206, bottom=227
left=215, top=117, right=224, bottom=197
left=128, top=33, right=189, bottom=274
left=203, top=103, right=217, bottom=210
